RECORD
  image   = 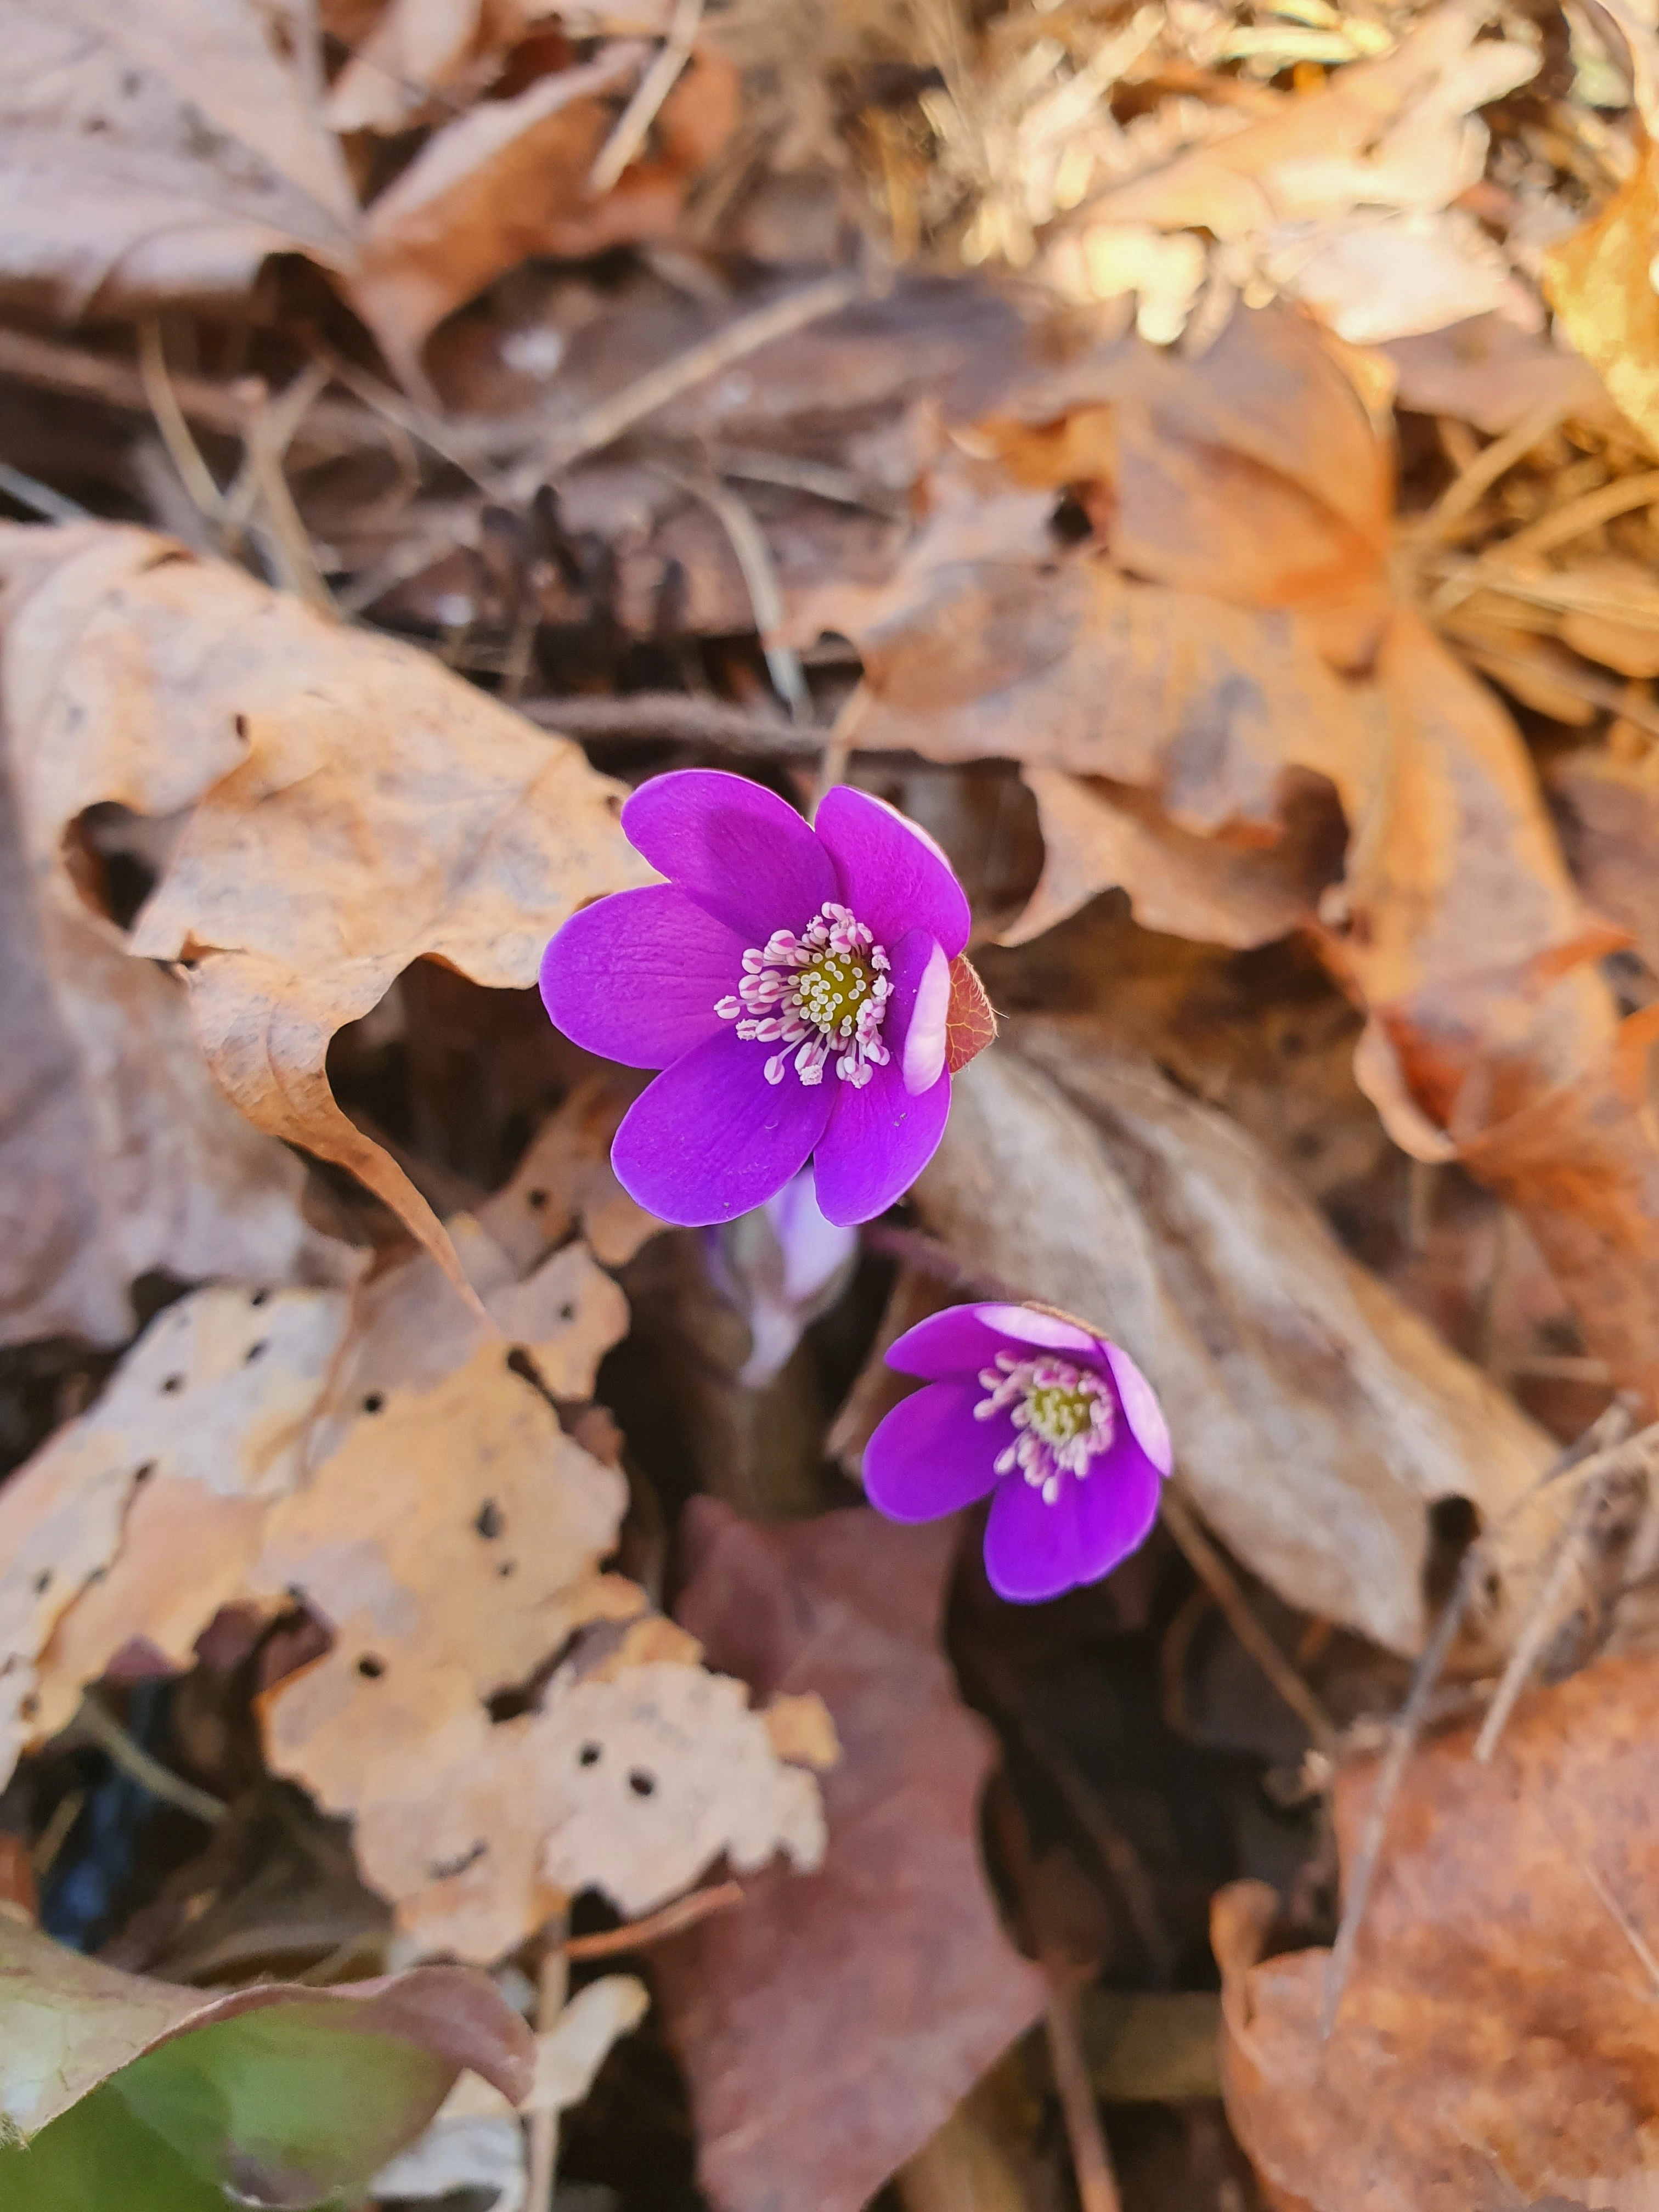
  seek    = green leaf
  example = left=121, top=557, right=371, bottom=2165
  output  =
left=0, top=1918, right=533, bottom=2208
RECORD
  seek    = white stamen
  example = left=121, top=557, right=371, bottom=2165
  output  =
left=975, top=1353, right=1115, bottom=1504
left=718, top=900, right=893, bottom=1091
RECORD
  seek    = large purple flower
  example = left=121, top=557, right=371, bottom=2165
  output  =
left=865, top=1303, right=1171, bottom=1603
left=540, top=769, right=977, bottom=1227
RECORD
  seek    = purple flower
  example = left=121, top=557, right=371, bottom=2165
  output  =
left=540, top=769, right=974, bottom=1227
left=865, top=1303, right=1171, bottom=1603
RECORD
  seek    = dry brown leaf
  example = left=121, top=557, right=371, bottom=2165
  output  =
left=651, top=1502, right=1047, bottom=2212
left=916, top=1035, right=1560, bottom=1657
left=1554, top=745, right=1659, bottom=974
left=326, top=0, right=514, bottom=134
left=347, top=42, right=739, bottom=385
left=0, top=1283, right=348, bottom=1766
left=0, top=523, right=651, bottom=1296
left=1548, top=142, right=1659, bottom=456
left=1005, top=767, right=1338, bottom=951
left=1219, top=1650, right=1659, bottom=2211
left=1380, top=312, right=1613, bottom=436
left=0, top=0, right=357, bottom=315
left=0, top=727, right=346, bottom=1348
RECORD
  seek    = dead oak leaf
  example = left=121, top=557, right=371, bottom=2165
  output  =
left=1219, top=1650, right=1659, bottom=2212
left=0, top=523, right=652, bottom=1298
left=650, top=1502, right=1047, bottom=2212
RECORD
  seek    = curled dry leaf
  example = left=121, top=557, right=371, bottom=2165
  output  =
left=371, top=1973, right=651, bottom=2207
left=915, top=1035, right=1560, bottom=1657
left=1547, top=140, right=1659, bottom=456
left=0, top=0, right=357, bottom=317
left=651, top=1502, right=1047, bottom=2212
left=0, top=523, right=651, bottom=1296
left=1218, top=1650, right=1659, bottom=2211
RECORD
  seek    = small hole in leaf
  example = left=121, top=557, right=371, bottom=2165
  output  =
left=558, top=1303, right=575, bottom=1324
left=161, top=1374, right=184, bottom=1395
left=19, top=1696, right=37, bottom=1722
left=244, top=1340, right=267, bottom=1364
left=249, top=1289, right=270, bottom=1308
left=498, top=1561, right=515, bottom=1578
left=628, top=1769, right=656, bottom=1798
left=527, top=1188, right=549, bottom=1212
left=133, top=1461, right=155, bottom=1485
left=578, top=1743, right=601, bottom=1767
left=361, top=1392, right=385, bottom=1415
left=32, top=1570, right=50, bottom=1596
left=474, top=1500, right=503, bottom=1540
left=357, top=1655, right=386, bottom=1680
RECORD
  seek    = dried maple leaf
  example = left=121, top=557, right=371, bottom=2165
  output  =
left=0, top=523, right=651, bottom=1296
left=1219, top=1650, right=1659, bottom=2211
left=916, top=1035, right=1561, bottom=1657
left=0, top=0, right=357, bottom=316
left=650, top=1501, right=1047, bottom=2212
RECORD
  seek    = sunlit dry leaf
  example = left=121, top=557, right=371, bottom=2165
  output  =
left=1547, top=144, right=1659, bottom=456
left=917, top=1036, right=1560, bottom=1656
left=1380, top=311, right=1612, bottom=436
left=347, top=43, right=740, bottom=385
left=0, top=1283, right=348, bottom=1767
left=1219, top=1651, right=1659, bottom=2211
left=0, top=524, right=651, bottom=1295
left=651, top=1502, right=1047, bottom=2212
left=0, top=0, right=356, bottom=316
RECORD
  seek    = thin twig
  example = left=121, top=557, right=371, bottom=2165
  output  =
left=503, top=270, right=865, bottom=495
left=667, top=467, right=811, bottom=720
left=1319, top=1402, right=1634, bottom=2037
left=1160, top=1490, right=1336, bottom=1752
left=527, top=1923, right=569, bottom=2212
left=588, top=0, right=703, bottom=196
left=563, top=1878, right=745, bottom=1959
left=1474, top=1418, right=1659, bottom=1762
left=0, top=463, right=88, bottom=523
left=138, top=314, right=225, bottom=522
left=521, top=692, right=821, bottom=755
left=1444, top=631, right=1659, bottom=744
left=1414, top=394, right=1571, bottom=544
left=75, top=1694, right=229, bottom=1826
left=1043, top=1960, right=1124, bottom=2212
left=1540, top=1799, right=1659, bottom=1997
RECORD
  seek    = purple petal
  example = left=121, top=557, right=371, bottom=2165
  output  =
left=812, top=1059, right=951, bottom=1228
left=864, top=1380, right=1005, bottom=1522
left=1070, top=1435, right=1164, bottom=1584
left=1103, top=1344, right=1173, bottom=1475
left=973, top=1304, right=1102, bottom=1360
left=611, top=1030, right=832, bottom=1225
left=814, top=786, right=972, bottom=958
left=886, top=1304, right=1028, bottom=1381
left=983, top=1477, right=1084, bottom=1604
left=895, top=933, right=950, bottom=1096
left=540, top=885, right=742, bottom=1069
left=622, top=770, right=836, bottom=941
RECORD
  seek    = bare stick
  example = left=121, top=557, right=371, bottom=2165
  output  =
left=588, top=0, right=702, bottom=196
left=667, top=467, right=811, bottom=719
left=522, top=692, right=821, bottom=756
left=527, top=1925, right=569, bottom=2212
left=1160, top=1490, right=1336, bottom=1752
left=0, top=462, right=87, bottom=523
left=138, top=314, right=225, bottom=522
left=563, top=1878, right=744, bottom=1959
left=1415, top=394, right=1571, bottom=543
left=1320, top=1403, right=1634, bottom=2036
left=503, top=270, right=864, bottom=495
left=1044, top=1961, right=1124, bottom=2212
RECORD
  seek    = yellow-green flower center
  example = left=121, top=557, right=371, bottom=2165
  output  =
left=798, top=950, right=873, bottom=1040
left=1025, top=1381, right=1098, bottom=1447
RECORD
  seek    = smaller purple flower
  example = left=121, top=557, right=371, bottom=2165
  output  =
left=865, top=1302, right=1171, bottom=1604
